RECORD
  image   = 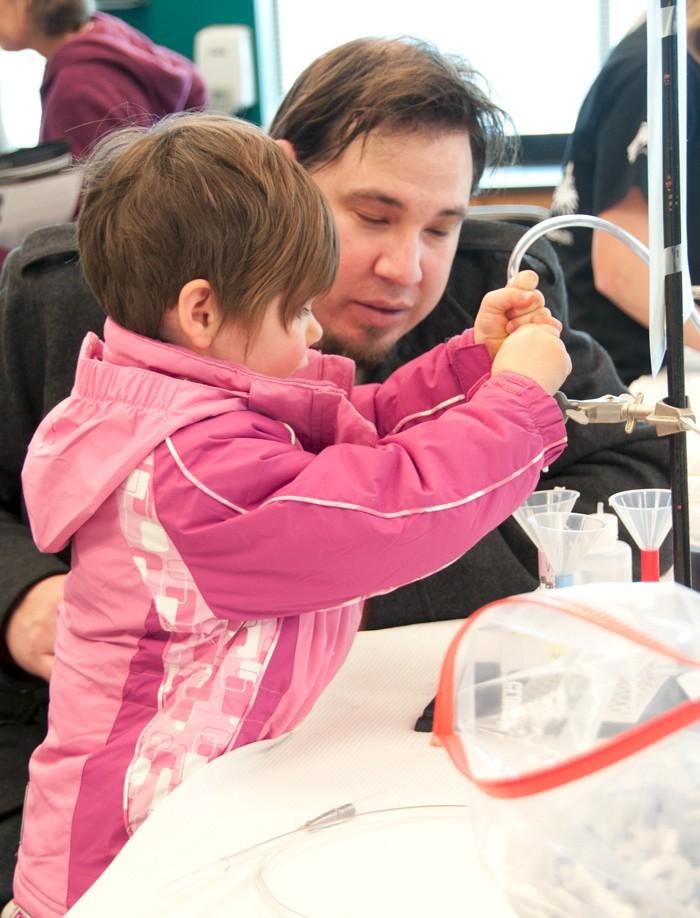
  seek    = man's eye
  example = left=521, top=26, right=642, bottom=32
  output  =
left=427, top=227, right=451, bottom=238
left=357, top=212, right=387, bottom=225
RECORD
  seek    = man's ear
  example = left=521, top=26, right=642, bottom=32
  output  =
left=275, top=138, right=297, bottom=161
left=173, top=279, right=222, bottom=352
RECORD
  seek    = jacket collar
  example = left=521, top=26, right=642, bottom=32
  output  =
left=96, top=319, right=377, bottom=452
left=102, top=317, right=352, bottom=393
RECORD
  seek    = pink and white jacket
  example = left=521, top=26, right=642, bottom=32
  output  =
left=17, top=319, right=566, bottom=916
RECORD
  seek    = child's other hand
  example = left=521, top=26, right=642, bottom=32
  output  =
left=492, top=324, right=572, bottom=395
left=474, top=270, right=562, bottom=360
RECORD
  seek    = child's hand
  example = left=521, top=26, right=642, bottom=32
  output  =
left=474, top=270, right=562, bottom=360
left=492, top=324, right=572, bottom=395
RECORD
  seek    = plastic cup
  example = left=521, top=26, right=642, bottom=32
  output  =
left=529, top=511, right=607, bottom=588
left=513, top=489, right=580, bottom=588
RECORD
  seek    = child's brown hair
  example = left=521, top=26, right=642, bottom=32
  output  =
left=78, top=113, right=339, bottom=339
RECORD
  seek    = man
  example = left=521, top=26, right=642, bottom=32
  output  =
left=0, top=37, right=668, bottom=899
left=268, top=38, right=669, bottom=625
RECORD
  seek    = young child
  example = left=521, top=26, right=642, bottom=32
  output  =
left=9, top=113, right=570, bottom=918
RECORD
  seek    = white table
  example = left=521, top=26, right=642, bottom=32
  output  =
left=67, top=621, right=516, bottom=918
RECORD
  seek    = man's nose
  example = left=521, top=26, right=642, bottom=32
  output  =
left=374, top=234, right=423, bottom=287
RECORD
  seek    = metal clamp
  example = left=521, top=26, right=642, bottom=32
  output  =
left=554, top=391, right=696, bottom=437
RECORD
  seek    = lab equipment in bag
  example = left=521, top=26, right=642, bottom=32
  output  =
left=433, top=581, right=700, bottom=918
left=573, top=503, right=633, bottom=584
left=528, top=511, right=606, bottom=588
left=194, top=25, right=256, bottom=114
left=512, top=488, right=580, bottom=589
left=609, top=488, right=672, bottom=582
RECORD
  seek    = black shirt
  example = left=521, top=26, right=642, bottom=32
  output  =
left=552, top=23, right=700, bottom=385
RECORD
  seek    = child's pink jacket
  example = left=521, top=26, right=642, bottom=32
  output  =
left=17, top=319, right=566, bottom=916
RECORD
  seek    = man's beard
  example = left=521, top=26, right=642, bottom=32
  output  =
left=316, top=328, right=397, bottom=367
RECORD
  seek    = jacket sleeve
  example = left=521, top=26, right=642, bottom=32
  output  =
left=153, top=371, right=566, bottom=620
left=0, top=228, right=104, bottom=649
left=364, top=220, right=671, bottom=628
left=349, top=329, right=492, bottom=435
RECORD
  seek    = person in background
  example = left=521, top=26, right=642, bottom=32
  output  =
left=0, top=0, right=208, bottom=158
left=0, top=36, right=670, bottom=902
left=551, top=0, right=700, bottom=385
left=4, top=112, right=569, bottom=917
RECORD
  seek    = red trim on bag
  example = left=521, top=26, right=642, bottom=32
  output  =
left=433, top=594, right=700, bottom=797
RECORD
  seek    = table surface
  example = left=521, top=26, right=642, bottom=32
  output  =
left=66, top=620, right=517, bottom=918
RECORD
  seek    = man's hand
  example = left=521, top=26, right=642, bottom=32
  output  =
left=492, top=324, right=572, bottom=395
left=474, top=269, right=562, bottom=360
left=5, top=574, right=65, bottom=681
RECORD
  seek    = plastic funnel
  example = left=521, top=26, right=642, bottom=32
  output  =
left=513, top=489, right=580, bottom=588
left=512, top=489, right=581, bottom=550
left=529, top=512, right=607, bottom=588
left=609, top=489, right=672, bottom=582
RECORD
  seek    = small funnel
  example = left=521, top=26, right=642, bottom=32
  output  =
left=529, top=512, right=607, bottom=588
left=513, top=489, right=581, bottom=548
left=609, top=489, right=672, bottom=582
left=513, top=489, right=580, bottom=587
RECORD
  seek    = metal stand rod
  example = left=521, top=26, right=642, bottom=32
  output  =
left=661, top=0, right=691, bottom=585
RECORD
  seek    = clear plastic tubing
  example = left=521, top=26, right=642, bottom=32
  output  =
left=506, top=213, right=700, bottom=334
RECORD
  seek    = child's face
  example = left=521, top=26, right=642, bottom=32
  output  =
left=212, top=298, right=323, bottom=378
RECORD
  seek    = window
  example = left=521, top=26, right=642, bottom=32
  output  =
left=274, top=0, right=645, bottom=139
left=0, top=49, right=44, bottom=150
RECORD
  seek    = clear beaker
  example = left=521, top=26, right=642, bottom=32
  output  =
left=608, top=489, right=672, bottom=582
left=513, top=489, right=581, bottom=588
left=529, top=511, right=607, bottom=588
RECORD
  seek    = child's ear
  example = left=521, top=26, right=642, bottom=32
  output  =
left=175, top=279, right=222, bottom=351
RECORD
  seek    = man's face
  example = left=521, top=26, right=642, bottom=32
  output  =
left=308, top=129, right=473, bottom=364
left=0, top=0, right=31, bottom=51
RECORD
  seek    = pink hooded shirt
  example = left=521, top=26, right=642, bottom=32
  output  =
left=16, top=320, right=566, bottom=916
left=40, top=13, right=208, bottom=158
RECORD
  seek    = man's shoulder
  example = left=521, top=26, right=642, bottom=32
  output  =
left=457, top=218, right=527, bottom=253
left=1, top=222, right=101, bottom=338
left=458, top=218, right=559, bottom=267
left=453, top=218, right=561, bottom=293
left=11, top=223, right=79, bottom=275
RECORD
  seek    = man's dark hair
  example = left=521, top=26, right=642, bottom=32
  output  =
left=269, top=37, right=509, bottom=187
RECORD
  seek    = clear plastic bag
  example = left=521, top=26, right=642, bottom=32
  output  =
left=434, top=582, right=700, bottom=917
